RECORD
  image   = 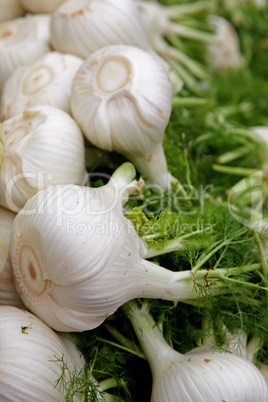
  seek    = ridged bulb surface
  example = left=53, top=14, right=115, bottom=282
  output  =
left=127, top=302, right=268, bottom=402
left=0, top=105, right=87, bottom=212
left=150, top=346, right=268, bottom=402
left=71, top=44, right=173, bottom=187
left=51, top=0, right=150, bottom=58
left=0, top=207, right=24, bottom=307
left=1, top=51, right=83, bottom=120
left=10, top=178, right=212, bottom=332
left=0, top=306, right=85, bottom=401
left=0, top=14, right=51, bottom=90
left=10, top=181, right=149, bottom=332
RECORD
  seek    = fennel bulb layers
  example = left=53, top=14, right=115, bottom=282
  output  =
left=0, top=105, right=87, bottom=213
left=0, top=14, right=51, bottom=91
left=126, top=301, right=268, bottom=402
left=0, top=207, right=24, bottom=307
left=0, top=306, right=86, bottom=401
left=71, top=45, right=173, bottom=189
left=10, top=163, right=212, bottom=332
left=0, top=51, right=83, bottom=121
left=0, top=0, right=24, bottom=23
left=50, top=0, right=150, bottom=58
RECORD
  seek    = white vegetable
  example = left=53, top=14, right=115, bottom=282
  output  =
left=0, top=0, right=24, bottom=23
left=0, top=305, right=86, bottom=401
left=19, top=0, right=65, bottom=14
left=49, top=0, right=182, bottom=92
left=10, top=162, right=234, bottom=332
left=125, top=301, right=268, bottom=402
left=207, top=15, right=243, bottom=70
left=0, top=14, right=51, bottom=91
left=0, top=105, right=87, bottom=212
left=71, top=44, right=173, bottom=189
left=50, top=0, right=150, bottom=59
left=0, top=207, right=24, bottom=307
left=0, top=51, right=83, bottom=121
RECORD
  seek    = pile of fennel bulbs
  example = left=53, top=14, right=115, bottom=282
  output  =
left=0, top=0, right=268, bottom=401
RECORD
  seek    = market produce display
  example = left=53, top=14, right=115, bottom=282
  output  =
left=0, top=0, right=268, bottom=401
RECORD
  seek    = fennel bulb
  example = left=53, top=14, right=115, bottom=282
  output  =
left=71, top=44, right=173, bottom=189
left=10, top=163, right=226, bottom=332
left=49, top=0, right=182, bottom=92
left=0, top=14, right=51, bottom=91
left=125, top=301, right=268, bottom=402
left=0, top=305, right=86, bottom=401
left=206, top=15, right=243, bottom=70
left=50, top=0, right=150, bottom=58
left=0, top=0, right=24, bottom=23
left=0, top=206, right=24, bottom=307
left=0, top=51, right=83, bottom=121
left=0, top=105, right=87, bottom=212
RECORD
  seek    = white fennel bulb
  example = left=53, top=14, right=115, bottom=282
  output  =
left=125, top=301, right=268, bottom=402
left=0, top=0, right=24, bottom=23
left=0, top=14, right=51, bottom=91
left=50, top=0, right=182, bottom=93
left=50, top=0, right=150, bottom=59
left=19, top=0, right=65, bottom=14
left=206, top=15, right=243, bottom=70
left=0, top=105, right=87, bottom=213
left=0, top=207, right=24, bottom=307
left=0, top=51, right=83, bottom=121
left=0, top=305, right=86, bottom=401
left=71, top=44, right=173, bottom=189
left=9, top=163, right=226, bottom=332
